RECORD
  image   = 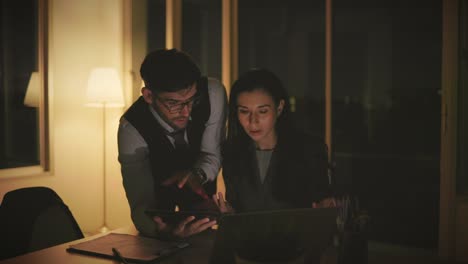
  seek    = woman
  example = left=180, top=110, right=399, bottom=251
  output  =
left=214, top=69, right=333, bottom=213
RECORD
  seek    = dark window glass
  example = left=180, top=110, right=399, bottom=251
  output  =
left=458, top=0, right=468, bottom=195
left=182, top=0, right=222, bottom=80
left=333, top=0, right=442, bottom=249
left=0, top=0, right=39, bottom=169
left=147, top=0, right=165, bottom=52
left=238, top=0, right=326, bottom=137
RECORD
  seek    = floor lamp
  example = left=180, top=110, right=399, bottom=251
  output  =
left=86, top=68, right=124, bottom=233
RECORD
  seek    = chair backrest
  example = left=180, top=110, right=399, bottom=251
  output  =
left=0, top=187, right=84, bottom=260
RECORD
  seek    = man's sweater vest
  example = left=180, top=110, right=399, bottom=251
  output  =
left=123, top=77, right=216, bottom=210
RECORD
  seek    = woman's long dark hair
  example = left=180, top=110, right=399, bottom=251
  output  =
left=224, top=69, right=329, bottom=208
left=226, top=68, right=292, bottom=149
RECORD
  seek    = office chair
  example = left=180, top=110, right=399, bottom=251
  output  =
left=0, top=186, right=84, bottom=260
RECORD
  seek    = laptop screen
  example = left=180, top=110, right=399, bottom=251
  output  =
left=209, top=208, right=337, bottom=263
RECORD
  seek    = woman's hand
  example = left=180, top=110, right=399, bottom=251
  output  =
left=212, top=192, right=235, bottom=213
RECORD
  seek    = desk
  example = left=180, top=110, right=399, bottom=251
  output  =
left=0, top=226, right=466, bottom=264
left=0, top=226, right=215, bottom=264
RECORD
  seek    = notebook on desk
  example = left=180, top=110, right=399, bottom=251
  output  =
left=67, top=233, right=189, bottom=263
left=209, top=208, right=338, bottom=264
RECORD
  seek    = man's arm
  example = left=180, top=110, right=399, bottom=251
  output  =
left=193, top=78, right=228, bottom=182
left=118, top=118, right=218, bottom=238
left=118, top=118, right=159, bottom=237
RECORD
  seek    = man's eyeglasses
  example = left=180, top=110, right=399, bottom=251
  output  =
left=155, top=94, right=202, bottom=114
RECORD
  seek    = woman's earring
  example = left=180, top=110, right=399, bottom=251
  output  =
left=277, top=100, right=285, bottom=116
left=277, top=108, right=283, bottom=115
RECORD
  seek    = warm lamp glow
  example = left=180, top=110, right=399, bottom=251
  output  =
left=85, top=67, right=124, bottom=233
left=24, top=72, right=40, bottom=107
left=86, top=68, right=124, bottom=108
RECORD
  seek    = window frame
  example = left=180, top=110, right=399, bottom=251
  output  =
left=0, top=0, right=49, bottom=178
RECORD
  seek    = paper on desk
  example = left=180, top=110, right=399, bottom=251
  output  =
left=67, top=233, right=189, bottom=263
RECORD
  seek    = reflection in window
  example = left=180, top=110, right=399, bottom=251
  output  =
left=182, top=0, right=221, bottom=80
left=239, top=0, right=442, bottom=250
left=239, top=0, right=326, bottom=137
left=333, top=0, right=442, bottom=249
left=0, top=0, right=40, bottom=169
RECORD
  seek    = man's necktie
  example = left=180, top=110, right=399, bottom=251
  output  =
left=168, top=129, right=187, bottom=150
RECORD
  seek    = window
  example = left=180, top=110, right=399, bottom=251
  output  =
left=332, top=0, right=442, bottom=248
left=238, top=0, right=442, bottom=249
left=182, top=0, right=222, bottom=80
left=146, top=0, right=166, bottom=52
left=457, top=0, right=468, bottom=195
left=0, top=0, right=48, bottom=176
left=142, top=0, right=222, bottom=80
left=239, top=0, right=326, bottom=137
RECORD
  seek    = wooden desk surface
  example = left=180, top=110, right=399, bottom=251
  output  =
left=0, top=225, right=216, bottom=264
left=0, top=226, right=466, bottom=264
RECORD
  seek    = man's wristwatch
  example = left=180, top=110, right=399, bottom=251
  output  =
left=191, top=168, right=207, bottom=184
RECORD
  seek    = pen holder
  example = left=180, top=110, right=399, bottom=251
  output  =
left=334, top=195, right=370, bottom=264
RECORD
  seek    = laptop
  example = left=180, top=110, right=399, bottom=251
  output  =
left=209, top=208, right=338, bottom=264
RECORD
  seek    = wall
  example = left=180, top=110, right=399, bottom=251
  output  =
left=0, top=0, right=132, bottom=235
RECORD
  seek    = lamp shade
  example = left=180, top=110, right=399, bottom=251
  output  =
left=86, top=68, right=124, bottom=108
left=24, top=72, right=40, bottom=107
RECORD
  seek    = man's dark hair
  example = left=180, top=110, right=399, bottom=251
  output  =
left=140, top=49, right=201, bottom=93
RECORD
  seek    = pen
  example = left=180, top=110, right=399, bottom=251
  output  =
left=112, top=247, right=130, bottom=264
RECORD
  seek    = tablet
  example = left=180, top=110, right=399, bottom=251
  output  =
left=145, top=209, right=222, bottom=225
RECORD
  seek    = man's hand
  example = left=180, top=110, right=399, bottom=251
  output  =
left=153, top=215, right=216, bottom=239
left=161, top=170, right=191, bottom=188
left=161, top=170, right=208, bottom=199
left=212, top=192, right=235, bottom=213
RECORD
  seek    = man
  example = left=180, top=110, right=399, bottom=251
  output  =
left=118, top=49, right=227, bottom=238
